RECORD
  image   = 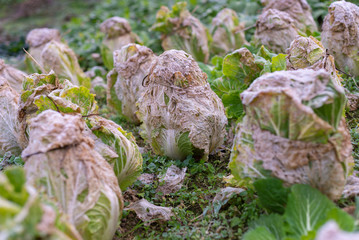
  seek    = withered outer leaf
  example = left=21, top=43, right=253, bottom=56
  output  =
left=0, top=77, right=22, bottom=156
left=22, top=110, right=123, bottom=240
left=254, top=9, right=299, bottom=53
left=262, top=0, right=317, bottom=32
left=107, top=44, right=157, bottom=123
left=17, top=72, right=60, bottom=149
left=137, top=50, right=227, bottom=160
left=231, top=70, right=353, bottom=200
left=211, top=8, right=248, bottom=55
left=157, top=165, right=187, bottom=195
left=0, top=59, right=26, bottom=93
left=286, top=36, right=342, bottom=85
left=125, top=199, right=173, bottom=226
left=321, top=1, right=359, bottom=77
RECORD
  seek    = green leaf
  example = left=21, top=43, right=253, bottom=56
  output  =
left=100, top=44, right=114, bottom=70
left=222, top=48, right=261, bottom=85
left=176, top=132, right=194, bottom=157
left=284, top=184, right=335, bottom=238
left=221, top=91, right=244, bottom=119
left=253, top=178, right=289, bottom=214
left=306, top=82, right=346, bottom=130
left=243, top=226, right=277, bottom=240
left=87, top=116, right=143, bottom=191
left=271, top=54, right=287, bottom=72
left=256, top=46, right=276, bottom=61
left=59, top=84, right=98, bottom=116
left=321, top=208, right=355, bottom=232
left=250, top=214, right=285, bottom=240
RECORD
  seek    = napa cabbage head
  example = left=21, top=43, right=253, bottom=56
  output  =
left=321, top=1, right=359, bottom=77
left=137, top=50, right=227, bottom=160
left=151, top=2, right=210, bottom=63
left=100, top=17, right=140, bottom=70
left=210, top=8, right=248, bottom=55
left=22, top=110, right=124, bottom=240
left=253, top=9, right=299, bottom=53
left=262, top=0, right=317, bottom=33
left=107, top=43, right=157, bottom=123
left=286, top=35, right=342, bottom=85
left=229, top=69, right=352, bottom=200
left=25, top=28, right=90, bottom=88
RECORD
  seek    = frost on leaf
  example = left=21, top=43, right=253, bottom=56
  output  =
left=125, top=199, right=173, bottom=225
left=262, top=0, right=317, bottom=33
left=254, top=9, right=299, bottom=53
left=107, top=43, right=157, bottom=123
left=22, top=110, right=124, bottom=240
left=286, top=36, right=342, bottom=85
left=157, top=165, right=187, bottom=195
left=0, top=59, right=26, bottom=93
left=0, top=77, right=22, bottom=156
left=137, top=50, right=227, bottom=160
left=151, top=2, right=209, bottom=63
left=210, top=8, right=248, bottom=55
left=100, top=17, right=140, bottom=70
left=321, top=1, right=359, bottom=77
left=229, top=69, right=353, bottom=200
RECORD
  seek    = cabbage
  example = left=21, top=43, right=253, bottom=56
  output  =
left=0, top=167, right=81, bottom=240
left=151, top=2, right=209, bottom=63
left=25, top=28, right=61, bottom=74
left=22, top=110, right=124, bottom=240
left=100, top=17, right=140, bottom=70
left=25, top=28, right=90, bottom=88
left=40, top=40, right=91, bottom=88
left=0, top=77, right=22, bottom=157
left=210, top=8, right=248, bottom=55
left=254, top=9, right=299, bottom=53
left=321, top=1, right=359, bottom=77
left=286, top=36, right=342, bottom=85
left=229, top=69, right=353, bottom=200
left=262, top=0, right=317, bottom=33
left=137, top=50, right=227, bottom=160
left=107, top=43, right=157, bottom=123
left=208, top=46, right=286, bottom=119
left=85, top=115, right=143, bottom=191
left=18, top=72, right=142, bottom=191
left=0, top=59, right=26, bottom=93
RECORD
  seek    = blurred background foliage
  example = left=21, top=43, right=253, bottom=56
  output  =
left=2, top=0, right=357, bottom=70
